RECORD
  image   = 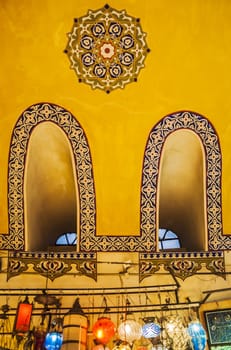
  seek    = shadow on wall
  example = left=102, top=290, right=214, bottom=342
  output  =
left=24, top=122, right=77, bottom=251
left=158, top=129, right=206, bottom=251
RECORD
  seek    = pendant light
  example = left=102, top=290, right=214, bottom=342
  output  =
left=44, top=308, right=63, bottom=350
left=187, top=320, right=207, bottom=350
left=92, top=296, right=116, bottom=345
left=44, top=331, right=63, bottom=350
left=117, top=299, right=142, bottom=345
left=13, top=296, right=33, bottom=335
left=161, top=315, right=190, bottom=350
left=61, top=297, right=88, bottom=350
left=93, top=316, right=116, bottom=345
left=142, top=317, right=161, bottom=339
left=33, top=326, right=47, bottom=350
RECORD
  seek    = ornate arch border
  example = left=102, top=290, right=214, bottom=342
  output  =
left=0, top=103, right=96, bottom=250
left=141, top=110, right=231, bottom=251
left=1, top=102, right=155, bottom=252
left=1, top=107, right=230, bottom=252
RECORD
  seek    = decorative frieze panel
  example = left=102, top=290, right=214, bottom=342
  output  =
left=7, top=251, right=97, bottom=281
left=7, top=250, right=225, bottom=282
left=139, top=251, right=225, bottom=281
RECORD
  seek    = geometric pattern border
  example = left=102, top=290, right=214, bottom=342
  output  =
left=0, top=102, right=154, bottom=252
left=139, top=251, right=225, bottom=281
left=0, top=103, right=96, bottom=250
left=141, top=111, right=231, bottom=251
left=1, top=106, right=231, bottom=252
left=7, top=251, right=97, bottom=281
left=65, top=4, right=150, bottom=93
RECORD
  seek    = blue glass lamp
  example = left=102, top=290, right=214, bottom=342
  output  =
left=187, top=321, right=207, bottom=350
left=44, top=331, right=63, bottom=350
left=142, top=321, right=161, bottom=339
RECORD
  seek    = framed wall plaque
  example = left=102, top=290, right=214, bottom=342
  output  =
left=204, top=308, right=231, bottom=346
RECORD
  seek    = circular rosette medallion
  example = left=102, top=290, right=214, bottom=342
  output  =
left=65, top=4, right=150, bottom=93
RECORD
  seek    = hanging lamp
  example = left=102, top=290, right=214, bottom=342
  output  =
left=33, top=326, right=47, bottom=350
left=44, top=306, right=63, bottom=350
left=187, top=320, right=207, bottom=350
left=117, top=299, right=142, bottom=344
left=61, top=297, right=88, bottom=350
left=142, top=317, right=161, bottom=339
left=93, top=316, right=116, bottom=345
left=13, top=296, right=33, bottom=335
left=161, top=315, right=190, bottom=350
left=44, top=331, right=63, bottom=350
left=92, top=296, right=116, bottom=345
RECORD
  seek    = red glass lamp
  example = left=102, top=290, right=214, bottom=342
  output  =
left=13, top=296, right=33, bottom=334
left=92, top=317, right=116, bottom=345
left=33, top=327, right=46, bottom=350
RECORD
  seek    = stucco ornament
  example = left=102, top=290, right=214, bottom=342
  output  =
left=65, top=4, right=150, bottom=93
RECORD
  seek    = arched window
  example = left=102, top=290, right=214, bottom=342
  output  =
left=159, top=229, right=181, bottom=250
left=2, top=103, right=96, bottom=251
left=56, top=233, right=77, bottom=246
left=25, top=122, right=78, bottom=251
left=141, top=111, right=228, bottom=252
left=158, top=129, right=206, bottom=251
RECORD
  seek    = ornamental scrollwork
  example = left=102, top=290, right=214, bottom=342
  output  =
left=65, top=4, right=150, bottom=93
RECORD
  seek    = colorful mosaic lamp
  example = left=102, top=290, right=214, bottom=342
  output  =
left=187, top=320, right=207, bottom=350
left=161, top=315, right=190, bottom=350
left=142, top=317, right=161, bottom=339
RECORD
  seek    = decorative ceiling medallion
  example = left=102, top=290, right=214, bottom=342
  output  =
left=65, top=4, right=150, bottom=93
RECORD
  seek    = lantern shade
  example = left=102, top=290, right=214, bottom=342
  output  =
left=162, top=315, right=190, bottom=350
left=187, top=321, right=207, bottom=350
left=118, top=319, right=142, bottom=344
left=142, top=322, right=161, bottom=339
left=92, top=317, right=116, bottom=344
left=14, top=297, right=33, bottom=334
left=62, top=309, right=88, bottom=350
left=44, top=331, right=63, bottom=350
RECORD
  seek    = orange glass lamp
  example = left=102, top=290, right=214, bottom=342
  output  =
left=92, top=317, right=116, bottom=345
left=14, top=296, right=33, bottom=335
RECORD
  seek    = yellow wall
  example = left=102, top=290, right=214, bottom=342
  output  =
left=1, top=0, right=231, bottom=235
